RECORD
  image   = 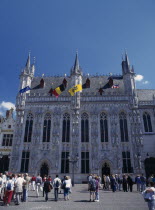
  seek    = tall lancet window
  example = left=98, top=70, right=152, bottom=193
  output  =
left=62, top=113, right=70, bottom=142
left=24, top=113, right=33, bottom=142
left=119, top=112, right=128, bottom=142
left=43, top=113, right=51, bottom=142
left=81, top=113, right=89, bottom=142
left=100, top=112, right=108, bottom=142
left=143, top=112, right=152, bottom=132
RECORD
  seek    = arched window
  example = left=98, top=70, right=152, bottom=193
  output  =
left=62, top=113, right=70, bottom=142
left=119, top=112, right=128, bottom=142
left=143, top=112, right=152, bottom=132
left=81, top=113, right=89, bottom=142
left=24, top=113, right=33, bottom=142
left=100, top=112, right=108, bottom=142
left=43, top=113, right=51, bottom=142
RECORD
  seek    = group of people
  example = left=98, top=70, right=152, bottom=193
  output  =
left=0, top=172, right=72, bottom=206
left=0, top=171, right=155, bottom=209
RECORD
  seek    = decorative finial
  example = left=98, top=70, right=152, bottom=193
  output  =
left=33, top=57, right=36, bottom=64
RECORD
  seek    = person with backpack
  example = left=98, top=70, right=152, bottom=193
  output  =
left=14, top=174, right=26, bottom=205
left=44, top=177, right=53, bottom=202
left=140, top=174, right=146, bottom=192
left=89, top=176, right=96, bottom=202
left=35, top=174, right=42, bottom=197
left=3, top=175, right=14, bottom=206
left=53, top=175, right=61, bottom=201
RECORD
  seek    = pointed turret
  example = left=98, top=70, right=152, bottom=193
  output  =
left=70, top=51, right=82, bottom=76
left=25, top=53, right=31, bottom=69
left=122, top=51, right=131, bottom=75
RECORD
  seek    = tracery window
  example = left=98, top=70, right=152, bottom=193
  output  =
left=100, top=112, right=108, bottom=142
left=119, top=112, right=128, bottom=142
left=81, top=152, right=89, bottom=173
left=24, top=113, right=33, bottom=142
left=81, top=113, right=89, bottom=142
left=62, top=113, right=70, bottom=142
left=43, top=113, right=51, bottom=142
left=20, top=151, right=30, bottom=173
left=122, top=151, right=133, bottom=173
left=61, top=152, right=69, bottom=173
left=2, top=134, right=13, bottom=146
left=143, top=112, right=152, bottom=132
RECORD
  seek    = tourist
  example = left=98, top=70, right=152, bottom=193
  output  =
left=89, top=176, right=96, bottom=201
left=127, top=175, right=133, bottom=192
left=23, top=173, right=31, bottom=202
left=140, top=174, right=146, bottom=192
left=3, top=175, right=14, bottom=206
left=111, top=175, right=117, bottom=192
left=15, top=174, right=26, bottom=205
left=105, top=175, right=111, bottom=190
left=53, top=175, right=62, bottom=201
left=94, top=176, right=99, bottom=202
left=35, top=174, right=42, bottom=197
left=44, top=177, right=52, bottom=201
left=135, top=175, right=141, bottom=192
left=0, top=174, right=3, bottom=200
left=63, top=176, right=72, bottom=201
left=122, top=175, right=128, bottom=192
left=142, top=182, right=155, bottom=210
left=31, top=175, right=36, bottom=191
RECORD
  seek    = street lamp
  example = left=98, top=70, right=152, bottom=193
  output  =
left=68, top=154, right=79, bottom=187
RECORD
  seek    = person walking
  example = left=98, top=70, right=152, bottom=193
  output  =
left=94, top=176, right=100, bottom=202
left=127, top=175, right=133, bottom=192
left=3, top=175, right=14, bottom=206
left=23, top=173, right=31, bottom=202
left=14, top=174, right=26, bottom=205
left=35, top=174, right=42, bottom=197
left=122, top=175, right=128, bottom=192
left=135, top=175, right=141, bottom=192
left=44, top=178, right=52, bottom=201
left=53, top=175, right=61, bottom=201
left=63, top=176, right=72, bottom=201
left=31, top=175, right=36, bottom=191
left=142, top=182, right=155, bottom=210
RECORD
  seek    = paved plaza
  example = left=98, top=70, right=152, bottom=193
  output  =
left=0, top=184, right=148, bottom=210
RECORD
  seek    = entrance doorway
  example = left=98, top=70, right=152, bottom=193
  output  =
left=0, top=156, right=10, bottom=173
left=144, top=157, right=155, bottom=178
left=102, top=162, right=110, bottom=177
left=40, top=163, right=49, bottom=178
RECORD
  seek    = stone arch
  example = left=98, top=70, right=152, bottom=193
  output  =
left=36, top=158, right=52, bottom=177
left=98, top=159, right=114, bottom=180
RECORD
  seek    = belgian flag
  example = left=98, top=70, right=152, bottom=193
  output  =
left=53, top=84, right=65, bottom=98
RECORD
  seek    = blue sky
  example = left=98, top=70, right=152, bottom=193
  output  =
left=0, top=0, right=155, bottom=116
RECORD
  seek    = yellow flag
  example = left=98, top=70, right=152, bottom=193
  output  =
left=68, top=84, right=82, bottom=96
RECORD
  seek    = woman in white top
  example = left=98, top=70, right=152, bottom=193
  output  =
left=142, top=182, right=155, bottom=210
left=63, top=176, right=72, bottom=201
left=3, top=176, right=14, bottom=206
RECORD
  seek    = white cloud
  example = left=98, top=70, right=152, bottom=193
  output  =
left=142, top=81, right=149, bottom=85
left=135, top=74, right=144, bottom=81
left=0, top=101, right=15, bottom=117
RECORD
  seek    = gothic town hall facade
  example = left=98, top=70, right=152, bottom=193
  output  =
left=9, top=53, right=155, bottom=182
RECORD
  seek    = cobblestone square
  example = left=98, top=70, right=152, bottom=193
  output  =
left=0, top=184, right=148, bottom=210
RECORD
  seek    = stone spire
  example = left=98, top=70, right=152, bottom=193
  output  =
left=25, top=52, right=31, bottom=69
left=70, top=51, right=82, bottom=76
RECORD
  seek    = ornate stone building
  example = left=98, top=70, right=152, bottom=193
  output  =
left=0, top=108, right=15, bottom=173
left=9, top=52, right=155, bottom=182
